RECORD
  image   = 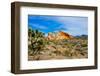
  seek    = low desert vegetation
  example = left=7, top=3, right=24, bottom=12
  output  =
left=28, top=28, right=88, bottom=60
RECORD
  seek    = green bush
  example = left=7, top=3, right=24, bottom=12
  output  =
left=81, top=43, right=87, bottom=47
left=28, top=28, right=46, bottom=55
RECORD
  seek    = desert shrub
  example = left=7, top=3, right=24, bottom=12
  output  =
left=28, top=28, right=46, bottom=55
left=64, top=50, right=72, bottom=57
left=81, top=43, right=87, bottom=47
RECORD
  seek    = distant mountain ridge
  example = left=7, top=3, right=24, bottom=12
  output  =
left=75, top=35, right=88, bottom=39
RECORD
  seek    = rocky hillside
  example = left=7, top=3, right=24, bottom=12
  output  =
left=46, top=31, right=73, bottom=40
left=28, top=28, right=88, bottom=60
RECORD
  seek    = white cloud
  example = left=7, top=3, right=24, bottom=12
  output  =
left=53, top=16, right=88, bottom=35
left=29, top=23, right=48, bottom=30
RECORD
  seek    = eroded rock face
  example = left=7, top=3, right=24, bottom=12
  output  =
left=57, top=31, right=73, bottom=40
left=47, top=31, right=73, bottom=40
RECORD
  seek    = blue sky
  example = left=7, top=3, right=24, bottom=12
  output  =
left=28, top=15, right=88, bottom=36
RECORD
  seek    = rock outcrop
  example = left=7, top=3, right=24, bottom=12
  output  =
left=47, top=31, right=73, bottom=40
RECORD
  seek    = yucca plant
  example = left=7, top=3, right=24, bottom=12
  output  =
left=28, top=28, right=46, bottom=55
